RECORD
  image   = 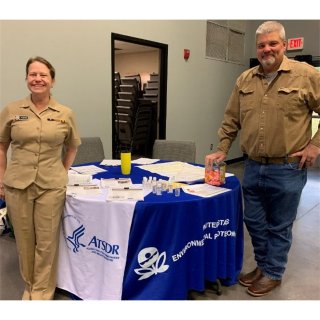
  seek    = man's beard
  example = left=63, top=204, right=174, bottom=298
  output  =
left=261, top=56, right=276, bottom=68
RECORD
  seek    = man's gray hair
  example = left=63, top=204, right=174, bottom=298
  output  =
left=256, top=21, right=286, bottom=41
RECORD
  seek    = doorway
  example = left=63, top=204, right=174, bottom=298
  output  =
left=111, top=33, right=168, bottom=159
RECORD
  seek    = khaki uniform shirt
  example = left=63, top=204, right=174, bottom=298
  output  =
left=217, top=56, right=320, bottom=157
left=0, top=96, right=81, bottom=189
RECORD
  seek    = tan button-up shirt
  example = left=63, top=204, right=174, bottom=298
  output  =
left=217, top=56, right=320, bottom=157
left=0, top=96, right=81, bottom=189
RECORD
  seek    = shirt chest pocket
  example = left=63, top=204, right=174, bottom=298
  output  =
left=44, top=121, right=69, bottom=147
left=239, top=87, right=256, bottom=123
left=239, top=87, right=255, bottom=111
left=277, top=87, right=302, bottom=106
left=11, top=118, right=39, bottom=142
left=277, top=87, right=306, bottom=116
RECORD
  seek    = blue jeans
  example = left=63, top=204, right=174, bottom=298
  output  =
left=242, top=159, right=307, bottom=280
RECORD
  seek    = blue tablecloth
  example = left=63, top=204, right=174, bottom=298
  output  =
left=93, top=161, right=244, bottom=300
left=3, top=161, right=243, bottom=300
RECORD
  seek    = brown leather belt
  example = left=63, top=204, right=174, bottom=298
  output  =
left=248, top=155, right=301, bottom=164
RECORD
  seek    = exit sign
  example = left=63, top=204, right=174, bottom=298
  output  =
left=287, top=37, right=304, bottom=50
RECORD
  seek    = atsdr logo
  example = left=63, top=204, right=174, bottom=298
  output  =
left=66, top=224, right=86, bottom=253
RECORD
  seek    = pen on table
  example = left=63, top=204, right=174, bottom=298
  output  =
left=111, top=188, right=143, bottom=191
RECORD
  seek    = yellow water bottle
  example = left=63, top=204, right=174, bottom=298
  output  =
left=121, top=151, right=131, bottom=175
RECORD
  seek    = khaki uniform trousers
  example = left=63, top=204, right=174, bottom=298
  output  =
left=4, top=183, right=66, bottom=300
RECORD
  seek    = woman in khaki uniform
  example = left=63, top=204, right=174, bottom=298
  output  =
left=0, top=56, right=81, bottom=300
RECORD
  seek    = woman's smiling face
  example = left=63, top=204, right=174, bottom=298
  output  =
left=26, top=61, right=54, bottom=96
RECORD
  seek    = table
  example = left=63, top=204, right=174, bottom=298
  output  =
left=57, top=161, right=243, bottom=300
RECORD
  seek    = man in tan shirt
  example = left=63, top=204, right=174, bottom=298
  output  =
left=0, top=56, right=81, bottom=299
left=206, top=21, right=320, bottom=297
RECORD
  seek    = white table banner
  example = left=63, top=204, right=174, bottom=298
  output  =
left=57, top=195, right=136, bottom=300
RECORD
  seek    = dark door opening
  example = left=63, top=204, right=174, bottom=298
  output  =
left=111, top=33, right=168, bottom=159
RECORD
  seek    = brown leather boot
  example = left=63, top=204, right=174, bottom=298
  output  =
left=247, top=276, right=281, bottom=297
left=238, top=267, right=262, bottom=287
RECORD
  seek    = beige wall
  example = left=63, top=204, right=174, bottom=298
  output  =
left=1, top=20, right=319, bottom=163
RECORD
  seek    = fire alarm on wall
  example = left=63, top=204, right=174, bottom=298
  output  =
left=184, top=49, right=190, bottom=60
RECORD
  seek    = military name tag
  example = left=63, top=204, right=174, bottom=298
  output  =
left=14, top=115, right=29, bottom=121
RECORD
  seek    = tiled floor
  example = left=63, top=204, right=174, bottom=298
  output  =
left=0, top=163, right=319, bottom=301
